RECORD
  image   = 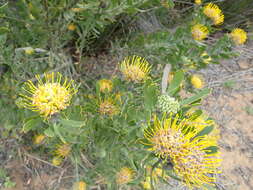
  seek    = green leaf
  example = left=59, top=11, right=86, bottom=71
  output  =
left=180, top=88, right=210, bottom=106
left=193, top=126, right=214, bottom=139
left=44, top=127, right=54, bottom=137
left=167, top=70, right=184, bottom=96
left=59, top=119, right=85, bottom=128
left=244, top=106, right=253, bottom=116
left=204, top=146, right=218, bottom=154
left=143, top=82, right=157, bottom=110
left=53, top=124, right=66, bottom=143
left=22, top=117, right=41, bottom=133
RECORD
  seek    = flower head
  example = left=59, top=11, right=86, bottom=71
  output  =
left=71, top=8, right=83, bottom=12
left=143, top=115, right=221, bottom=188
left=203, top=3, right=224, bottom=25
left=201, top=52, right=212, bottom=64
left=191, top=24, right=209, bottom=41
left=73, top=181, right=87, bottom=190
left=52, top=156, right=62, bottom=166
left=191, top=74, right=204, bottom=89
left=195, top=0, right=201, bottom=5
left=68, top=23, right=76, bottom=31
left=99, top=98, right=119, bottom=116
left=116, top=167, right=134, bottom=185
left=25, top=47, right=35, bottom=55
left=55, top=143, right=71, bottom=158
left=157, top=95, right=180, bottom=114
left=34, top=134, right=45, bottom=144
left=230, top=28, right=247, bottom=45
left=120, top=56, right=151, bottom=83
left=98, top=79, right=113, bottom=93
left=20, top=72, right=77, bottom=118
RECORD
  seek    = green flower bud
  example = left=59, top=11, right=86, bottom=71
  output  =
left=157, top=95, right=180, bottom=114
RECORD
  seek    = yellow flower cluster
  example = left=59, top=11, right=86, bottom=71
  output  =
left=116, top=167, right=134, bottom=185
left=98, top=79, right=113, bottom=93
left=99, top=98, right=119, bottom=116
left=195, top=0, right=201, bottom=5
left=230, top=28, right=247, bottom=45
left=73, top=181, right=87, bottom=190
left=120, top=56, right=151, bottom=83
left=55, top=143, right=71, bottom=158
left=20, top=72, right=77, bottom=118
left=191, top=74, right=205, bottom=89
left=143, top=115, right=221, bottom=188
left=203, top=3, right=224, bottom=25
left=191, top=24, right=209, bottom=41
left=34, top=134, right=45, bottom=144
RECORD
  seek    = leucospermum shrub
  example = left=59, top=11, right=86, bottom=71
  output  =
left=11, top=1, right=249, bottom=189
left=18, top=55, right=222, bottom=189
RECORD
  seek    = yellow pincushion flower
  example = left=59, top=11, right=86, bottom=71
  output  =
left=142, top=177, right=151, bottom=189
left=191, top=74, right=204, bottom=89
left=98, top=79, right=113, bottom=92
left=55, top=143, right=71, bottom=158
left=71, top=8, right=83, bottom=12
left=34, top=134, right=45, bottom=144
left=73, top=181, right=87, bottom=190
left=191, top=24, right=209, bottom=41
left=120, top=56, right=151, bottom=83
left=68, top=23, right=76, bottom=31
left=52, top=156, right=62, bottom=166
left=25, top=47, right=35, bottom=55
left=203, top=3, right=224, bottom=25
left=116, top=167, right=134, bottom=185
left=143, top=115, right=221, bottom=188
left=99, top=98, right=119, bottom=116
left=201, top=51, right=212, bottom=64
left=195, top=0, right=201, bottom=5
left=20, top=72, right=77, bottom=118
left=230, top=28, right=247, bottom=45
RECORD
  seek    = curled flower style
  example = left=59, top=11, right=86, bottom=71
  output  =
left=203, top=3, right=224, bottom=25
left=143, top=115, right=221, bottom=188
left=120, top=55, right=151, bottom=82
left=230, top=28, right=247, bottom=45
left=116, top=167, right=134, bottom=185
left=20, top=72, right=77, bottom=118
left=191, top=24, right=209, bottom=41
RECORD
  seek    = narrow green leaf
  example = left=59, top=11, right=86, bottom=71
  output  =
left=167, top=70, right=184, bottom=96
left=180, top=88, right=211, bottom=106
left=193, top=125, right=214, bottom=139
left=143, top=82, right=157, bottom=110
left=44, top=127, right=54, bottom=137
left=22, top=117, right=41, bottom=133
left=59, top=119, right=85, bottom=128
left=53, top=124, right=66, bottom=143
left=204, top=146, right=218, bottom=154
